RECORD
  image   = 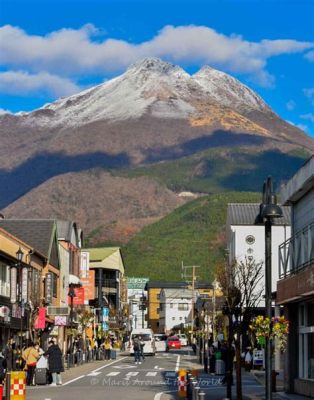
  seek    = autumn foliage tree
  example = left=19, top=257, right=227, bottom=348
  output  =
left=216, top=256, right=264, bottom=400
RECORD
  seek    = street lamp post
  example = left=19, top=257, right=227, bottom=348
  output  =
left=10, top=248, right=27, bottom=347
left=259, top=177, right=283, bottom=400
left=68, top=283, right=76, bottom=365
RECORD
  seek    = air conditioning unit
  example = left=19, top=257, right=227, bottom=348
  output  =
left=47, top=306, right=69, bottom=316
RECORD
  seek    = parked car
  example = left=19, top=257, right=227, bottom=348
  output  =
left=154, top=334, right=168, bottom=352
left=166, top=335, right=181, bottom=351
left=177, top=334, right=188, bottom=346
left=129, top=328, right=156, bottom=355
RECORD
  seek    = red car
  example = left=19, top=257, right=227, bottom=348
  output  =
left=166, top=336, right=181, bottom=351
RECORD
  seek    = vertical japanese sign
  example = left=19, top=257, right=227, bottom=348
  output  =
left=80, top=270, right=95, bottom=301
left=45, top=273, right=53, bottom=304
left=21, top=267, right=28, bottom=303
left=10, top=267, right=17, bottom=304
left=80, top=251, right=89, bottom=278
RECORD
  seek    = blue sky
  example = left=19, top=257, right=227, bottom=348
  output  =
left=1, top=0, right=314, bottom=136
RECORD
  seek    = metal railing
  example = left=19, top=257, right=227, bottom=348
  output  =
left=279, top=221, right=314, bottom=278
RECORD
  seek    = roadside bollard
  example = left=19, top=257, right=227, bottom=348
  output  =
left=177, top=369, right=187, bottom=398
left=187, top=373, right=193, bottom=399
left=198, top=392, right=206, bottom=400
left=9, top=371, right=26, bottom=400
left=5, top=372, right=11, bottom=400
left=192, top=380, right=198, bottom=400
left=195, top=385, right=200, bottom=400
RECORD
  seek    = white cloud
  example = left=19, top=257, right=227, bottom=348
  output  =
left=300, top=113, right=314, bottom=122
left=303, top=88, right=314, bottom=105
left=305, top=50, right=314, bottom=61
left=0, top=70, right=81, bottom=97
left=286, top=100, right=296, bottom=111
left=1, top=23, right=313, bottom=89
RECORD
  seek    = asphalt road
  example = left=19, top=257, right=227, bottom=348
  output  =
left=26, top=348, right=263, bottom=400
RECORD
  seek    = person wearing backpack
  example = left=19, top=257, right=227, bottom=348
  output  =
left=132, top=337, right=141, bottom=365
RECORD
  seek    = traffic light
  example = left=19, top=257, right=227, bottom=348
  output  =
left=139, top=295, right=147, bottom=310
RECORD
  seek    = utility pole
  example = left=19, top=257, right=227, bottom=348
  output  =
left=181, top=263, right=200, bottom=338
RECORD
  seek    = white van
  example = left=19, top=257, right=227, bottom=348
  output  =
left=129, top=328, right=156, bottom=356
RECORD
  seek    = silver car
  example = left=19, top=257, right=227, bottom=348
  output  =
left=154, top=334, right=167, bottom=352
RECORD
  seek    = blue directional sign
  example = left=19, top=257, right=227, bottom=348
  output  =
left=102, top=322, right=109, bottom=331
left=102, top=307, right=109, bottom=321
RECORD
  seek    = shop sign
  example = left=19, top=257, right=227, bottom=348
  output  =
left=127, top=277, right=149, bottom=290
left=68, top=287, right=85, bottom=305
left=55, top=315, right=67, bottom=326
left=80, top=270, right=95, bottom=300
left=10, top=267, right=17, bottom=304
left=34, top=307, right=46, bottom=329
left=80, top=251, right=90, bottom=278
left=45, top=273, right=53, bottom=304
left=21, top=267, right=28, bottom=302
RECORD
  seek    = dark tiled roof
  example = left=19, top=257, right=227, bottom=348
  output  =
left=227, top=203, right=291, bottom=226
left=0, top=219, right=56, bottom=259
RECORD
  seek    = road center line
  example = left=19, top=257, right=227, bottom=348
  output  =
left=175, top=355, right=180, bottom=372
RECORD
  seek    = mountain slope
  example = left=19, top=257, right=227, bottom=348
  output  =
left=0, top=58, right=313, bottom=244
left=122, top=192, right=261, bottom=281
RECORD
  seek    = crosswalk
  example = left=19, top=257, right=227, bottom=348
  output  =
left=102, top=371, right=159, bottom=378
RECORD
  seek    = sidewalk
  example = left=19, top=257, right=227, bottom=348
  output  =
left=247, top=370, right=312, bottom=400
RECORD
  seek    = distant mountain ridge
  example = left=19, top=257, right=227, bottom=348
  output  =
left=13, top=58, right=270, bottom=127
left=0, top=58, right=313, bottom=244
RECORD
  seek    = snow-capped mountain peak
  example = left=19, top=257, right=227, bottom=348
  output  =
left=12, top=58, right=272, bottom=128
left=127, top=57, right=189, bottom=77
left=193, top=65, right=270, bottom=112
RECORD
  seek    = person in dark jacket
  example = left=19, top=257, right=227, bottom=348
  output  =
left=3, top=338, right=15, bottom=371
left=44, top=340, right=64, bottom=386
left=0, top=352, right=7, bottom=384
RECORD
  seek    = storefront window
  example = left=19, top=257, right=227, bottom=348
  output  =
left=307, top=333, right=314, bottom=379
left=0, top=261, right=10, bottom=297
left=307, top=302, right=314, bottom=326
left=299, top=302, right=314, bottom=380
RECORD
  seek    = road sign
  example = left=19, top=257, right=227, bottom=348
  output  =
left=102, top=307, right=109, bottom=321
left=102, top=322, right=109, bottom=331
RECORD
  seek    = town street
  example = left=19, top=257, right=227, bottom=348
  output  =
left=26, top=348, right=263, bottom=400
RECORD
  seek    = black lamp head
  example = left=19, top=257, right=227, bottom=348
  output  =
left=16, top=247, right=24, bottom=262
left=261, top=203, right=283, bottom=219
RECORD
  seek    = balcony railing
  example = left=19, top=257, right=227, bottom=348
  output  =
left=279, top=221, right=314, bottom=278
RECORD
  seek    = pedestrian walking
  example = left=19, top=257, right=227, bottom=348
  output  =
left=139, top=336, right=145, bottom=361
left=3, top=338, right=15, bottom=371
left=244, top=347, right=253, bottom=371
left=103, top=338, right=112, bottom=360
left=22, top=342, right=40, bottom=386
left=44, top=340, right=64, bottom=386
left=132, top=336, right=141, bottom=365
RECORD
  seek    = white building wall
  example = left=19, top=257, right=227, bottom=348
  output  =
left=229, top=224, right=291, bottom=307
left=164, top=298, right=192, bottom=333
